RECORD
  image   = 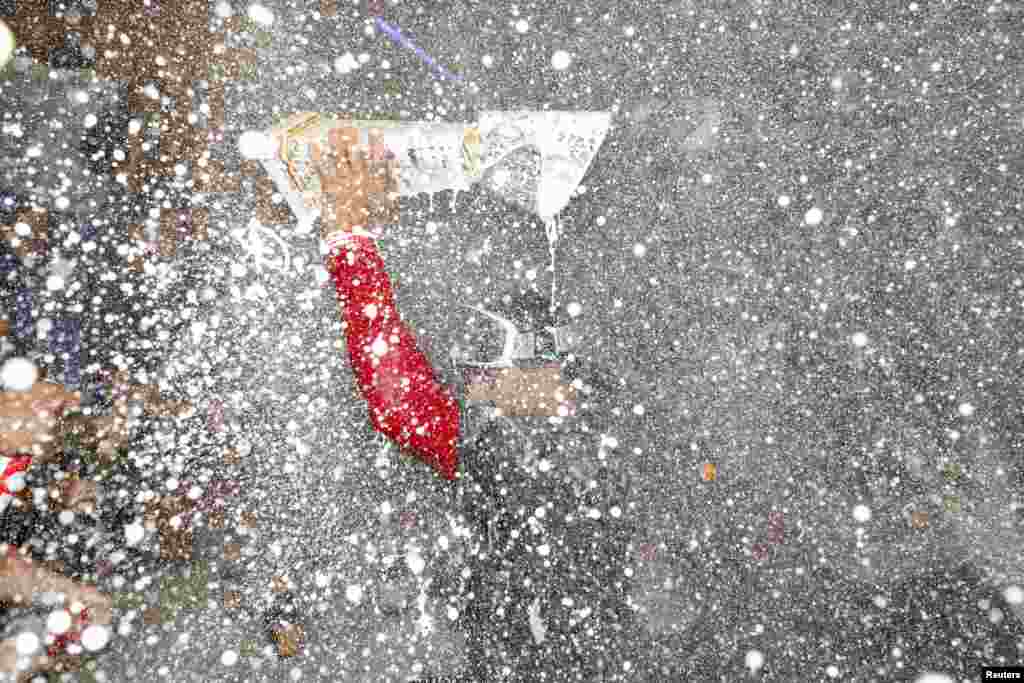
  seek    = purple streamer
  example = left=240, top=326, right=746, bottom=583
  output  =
left=374, top=17, right=464, bottom=82
left=15, top=287, right=33, bottom=339
left=79, top=221, right=97, bottom=243
left=49, top=318, right=82, bottom=387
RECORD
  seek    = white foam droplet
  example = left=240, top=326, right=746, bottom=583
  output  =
left=221, top=649, right=239, bottom=666
left=238, top=130, right=274, bottom=159
left=15, top=632, right=40, bottom=655
left=853, top=504, right=872, bottom=523
left=125, top=523, right=145, bottom=546
left=47, top=609, right=73, bottom=635
left=345, top=584, right=364, bottom=604
left=0, top=21, right=13, bottom=70
left=407, top=550, right=425, bottom=576
left=777, top=195, right=791, bottom=207
left=551, top=50, right=572, bottom=70
left=1004, top=585, right=1023, bottom=605
left=1, top=358, right=38, bottom=391
left=745, top=649, right=764, bottom=671
left=567, top=302, right=582, bottom=318
left=371, top=337, right=389, bottom=357
left=957, top=402, right=975, bottom=418
left=5, top=472, right=26, bottom=493
left=247, top=3, right=274, bottom=25
left=851, top=332, right=869, bottom=348
left=334, top=52, right=359, bottom=74
left=515, top=19, right=529, bottom=33
left=805, top=207, right=824, bottom=226
left=913, top=674, right=955, bottom=683
left=80, top=625, right=110, bottom=651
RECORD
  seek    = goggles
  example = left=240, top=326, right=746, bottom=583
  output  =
left=450, top=305, right=583, bottom=369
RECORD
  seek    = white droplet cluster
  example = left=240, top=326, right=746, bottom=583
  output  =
left=551, top=50, right=572, bottom=70
left=80, top=625, right=110, bottom=651
left=853, top=504, right=871, bottom=523
left=0, top=358, right=38, bottom=391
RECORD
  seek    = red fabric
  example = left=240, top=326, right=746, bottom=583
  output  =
left=327, top=236, right=461, bottom=480
left=0, top=454, right=32, bottom=497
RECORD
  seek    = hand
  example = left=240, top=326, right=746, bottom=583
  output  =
left=0, top=636, right=53, bottom=678
left=465, top=366, right=577, bottom=417
left=314, top=123, right=398, bottom=239
left=49, top=478, right=99, bottom=515
left=0, top=551, right=112, bottom=624
left=0, top=379, right=80, bottom=459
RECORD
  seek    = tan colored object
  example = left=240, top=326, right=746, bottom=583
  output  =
left=271, top=576, right=290, bottom=594
left=224, top=447, right=242, bottom=466
left=224, top=543, right=242, bottom=562
left=464, top=367, right=576, bottom=417
left=255, top=176, right=292, bottom=224
left=240, top=511, right=258, bottom=529
left=0, top=320, right=8, bottom=337
left=124, top=223, right=148, bottom=272
left=47, top=478, right=98, bottom=516
left=143, top=606, right=163, bottom=625
left=0, top=208, right=48, bottom=262
left=194, top=159, right=241, bottom=194
left=272, top=623, right=305, bottom=658
left=145, top=495, right=195, bottom=561
left=911, top=511, right=929, bottom=529
left=208, top=510, right=225, bottom=529
left=0, top=379, right=80, bottom=458
left=157, top=208, right=209, bottom=257
left=223, top=590, right=242, bottom=610
left=240, top=160, right=263, bottom=177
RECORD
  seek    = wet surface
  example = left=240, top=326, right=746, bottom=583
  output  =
left=1, top=0, right=1022, bottom=680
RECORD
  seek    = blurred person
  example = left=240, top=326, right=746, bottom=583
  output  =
left=0, top=350, right=112, bottom=680
left=0, top=546, right=113, bottom=680
left=307, top=125, right=637, bottom=679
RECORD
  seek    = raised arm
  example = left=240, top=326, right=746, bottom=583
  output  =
left=326, top=235, right=460, bottom=480
left=315, top=123, right=460, bottom=480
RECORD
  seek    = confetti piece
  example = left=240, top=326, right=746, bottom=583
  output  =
left=208, top=400, right=226, bottom=432
left=767, top=511, right=784, bottom=544
left=943, top=496, right=961, bottom=513
left=702, top=463, right=716, bottom=481
left=373, top=17, right=463, bottom=82
left=399, top=511, right=417, bottom=530
left=15, top=287, right=33, bottom=339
